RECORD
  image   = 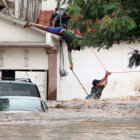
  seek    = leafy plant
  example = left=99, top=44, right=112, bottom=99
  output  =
left=59, top=0, right=139, bottom=45
left=58, top=0, right=140, bottom=67
left=128, top=49, right=140, bottom=68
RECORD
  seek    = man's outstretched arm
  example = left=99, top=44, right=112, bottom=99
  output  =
left=50, top=13, right=57, bottom=26
left=68, top=52, right=73, bottom=70
left=97, top=71, right=111, bottom=87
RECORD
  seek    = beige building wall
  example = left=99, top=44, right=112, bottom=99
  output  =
left=57, top=42, right=140, bottom=100
left=0, top=16, right=48, bottom=101
left=0, top=48, right=48, bottom=70
left=0, top=17, right=45, bottom=43
left=42, top=0, right=67, bottom=10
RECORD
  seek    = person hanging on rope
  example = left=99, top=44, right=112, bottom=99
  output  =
left=50, top=7, right=70, bottom=29
left=86, top=71, right=111, bottom=99
left=24, top=21, right=81, bottom=70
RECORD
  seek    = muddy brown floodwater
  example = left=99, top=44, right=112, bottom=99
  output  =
left=0, top=98, right=140, bottom=140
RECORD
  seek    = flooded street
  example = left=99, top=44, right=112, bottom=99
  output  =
left=0, top=98, right=140, bottom=140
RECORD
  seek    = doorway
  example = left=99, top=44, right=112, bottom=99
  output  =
left=2, top=70, right=15, bottom=80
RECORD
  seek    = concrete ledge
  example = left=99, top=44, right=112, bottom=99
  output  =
left=46, top=32, right=62, bottom=48
left=0, top=42, right=52, bottom=49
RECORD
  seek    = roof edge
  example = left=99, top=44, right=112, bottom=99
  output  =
left=0, top=42, right=61, bottom=51
left=0, top=12, right=46, bottom=35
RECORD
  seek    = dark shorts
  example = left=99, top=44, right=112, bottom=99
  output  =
left=45, top=27, right=64, bottom=34
left=93, top=85, right=104, bottom=99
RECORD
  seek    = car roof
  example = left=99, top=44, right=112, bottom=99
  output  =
left=0, top=96, right=42, bottom=100
left=0, top=80, right=36, bottom=85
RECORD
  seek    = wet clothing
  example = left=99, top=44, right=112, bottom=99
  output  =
left=60, top=30, right=76, bottom=63
left=50, top=9, right=70, bottom=29
left=60, top=30, right=75, bottom=52
left=86, top=80, right=105, bottom=99
left=46, top=27, right=64, bottom=34
left=45, top=27, right=76, bottom=63
left=91, top=85, right=104, bottom=99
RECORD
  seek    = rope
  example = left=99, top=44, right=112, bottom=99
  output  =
left=71, top=70, right=89, bottom=95
left=91, top=48, right=107, bottom=71
left=91, top=48, right=140, bottom=74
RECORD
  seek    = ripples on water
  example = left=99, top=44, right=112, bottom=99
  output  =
left=0, top=98, right=140, bottom=140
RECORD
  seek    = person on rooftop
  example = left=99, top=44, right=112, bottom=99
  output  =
left=24, top=21, right=81, bottom=70
left=50, top=7, right=70, bottom=29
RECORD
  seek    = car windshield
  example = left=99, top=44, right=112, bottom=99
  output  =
left=0, top=83, right=40, bottom=97
left=0, top=98, right=44, bottom=112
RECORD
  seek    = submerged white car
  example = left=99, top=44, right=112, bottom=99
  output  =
left=0, top=79, right=41, bottom=97
left=0, top=96, right=48, bottom=112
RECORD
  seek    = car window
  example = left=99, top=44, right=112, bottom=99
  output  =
left=0, top=83, right=40, bottom=97
left=0, top=98, right=45, bottom=112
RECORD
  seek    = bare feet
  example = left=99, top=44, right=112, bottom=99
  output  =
left=23, top=21, right=30, bottom=28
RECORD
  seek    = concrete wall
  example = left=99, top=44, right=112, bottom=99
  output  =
left=0, top=17, right=48, bottom=101
left=15, top=0, right=40, bottom=22
left=42, top=0, right=67, bottom=10
left=42, top=0, right=57, bottom=10
left=0, top=17, right=45, bottom=43
left=57, top=41, right=140, bottom=100
left=0, top=47, right=48, bottom=70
